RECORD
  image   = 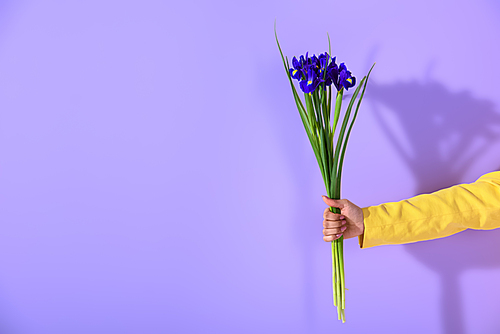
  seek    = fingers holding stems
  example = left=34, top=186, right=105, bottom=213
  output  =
left=323, top=220, right=347, bottom=241
left=322, top=195, right=365, bottom=242
left=323, top=206, right=346, bottom=241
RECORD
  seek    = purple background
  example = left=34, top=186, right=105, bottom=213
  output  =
left=1, top=0, right=500, bottom=333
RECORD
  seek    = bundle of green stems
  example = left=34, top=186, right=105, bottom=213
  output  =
left=275, top=27, right=374, bottom=323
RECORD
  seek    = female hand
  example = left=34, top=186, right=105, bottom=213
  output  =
left=322, top=196, right=365, bottom=242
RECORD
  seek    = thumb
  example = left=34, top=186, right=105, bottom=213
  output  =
left=322, top=195, right=347, bottom=209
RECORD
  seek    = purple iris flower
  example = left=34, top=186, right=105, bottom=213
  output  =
left=289, top=51, right=355, bottom=93
left=338, top=63, right=356, bottom=91
left=310, top=54, right=320, bottom=69
left=327, top=57, right=339, bottom=89
left=318, top=53, right=330, bottom=69
left=289, top=57, right=303, bottom=80
left=299, top=65, right=321, bottom=93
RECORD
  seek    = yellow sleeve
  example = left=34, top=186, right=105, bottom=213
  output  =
left=358, top=171, right=500, bottom=249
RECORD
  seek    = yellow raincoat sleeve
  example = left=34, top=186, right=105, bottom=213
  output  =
left=358, top=171, right=500, bottom=249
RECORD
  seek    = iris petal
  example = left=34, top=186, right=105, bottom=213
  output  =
left=290, top=68, right=302, bottom=80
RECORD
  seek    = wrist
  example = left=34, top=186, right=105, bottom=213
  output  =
left=358, top=207, right=368, bottom=248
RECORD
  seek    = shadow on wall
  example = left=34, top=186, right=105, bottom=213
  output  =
left=369, top=79, right=500, bottom=334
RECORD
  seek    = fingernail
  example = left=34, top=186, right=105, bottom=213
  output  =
left=341, top=226, right=347, bottom=232
left=336, top=234, right=342, bottom=237
left=322, top=195, right=328, bottom=199
left=342, top=220, right=347, bottom=225
left=340, top=216, right=345, bottom=219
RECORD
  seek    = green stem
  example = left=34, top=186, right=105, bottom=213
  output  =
left=334, top=239, right=341, bottom=319
left=340, top=236, right=345, bottom=310
left=331, top=241, right=337, bottom=307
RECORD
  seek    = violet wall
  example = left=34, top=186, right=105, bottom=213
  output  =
left=0, top=0, right=499, bottom=333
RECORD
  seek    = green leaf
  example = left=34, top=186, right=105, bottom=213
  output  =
left=331, top=78, right=365, bottom=198
left=274, top=23, right=328, bottom=182
left=304, top=92, right=326, bottom=178
left=274, top=23, right=308, bottom=126
left=327, top=86, right=332, bottom=125
left=332, top=89, right=343, bottom=134
left=327, top=32, right=331, bottom=59
left=336, top=63, right=375, bottom=195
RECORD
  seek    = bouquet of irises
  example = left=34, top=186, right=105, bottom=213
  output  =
left=275, top=27, right=374, bottom=322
